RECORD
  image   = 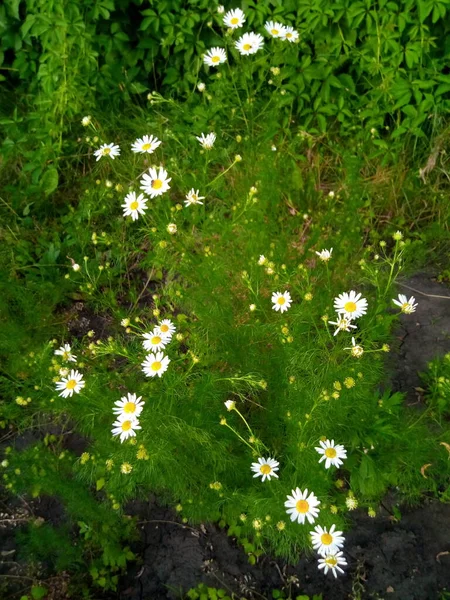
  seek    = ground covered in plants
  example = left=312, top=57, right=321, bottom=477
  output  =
left=1, top=1, right=450, bottom=599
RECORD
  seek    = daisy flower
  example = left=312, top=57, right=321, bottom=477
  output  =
left=196, top=132, right=216, bottom=150
left=154, top=319, right=176, bottom=339
left=142, top=352, right=170, bottom=378
left=264, top=21, right=287, bottom=38
left=328, top=313, right=357, bottom=336
left=281, top=26, right=299, bottom=42
left=197, top=82, right=206, bottom=92
left=223, top=8, right=245, bottom=28
left=333, top=291, right=368, bottom=319
left=392, top=294, right=417, bottom=314
left=318, top=552, right=347, bottom=578
left=285, top=488, right=320, bottom=525
left=271, top=291, right=292, bottom=313
left=55, top=370, right=85, bottom=398
left=251, top=457, right=279, bottom=482
left=235, top=32, right=264, bottom=55
left=142, top=331, right=168, bottom=351
left=311, top=524, right=345, bottom=556
left=112, top=414, right=141, bottom=443
left=94, top=143, right=120, bottom=161
left=185, top=189, right=205, bottom=207
left=315, top=248, right=333, bottom=262
left=81, top=116, right=91, bottom=127
left=140, top=166, right=171, bottom=198
left=224, top=400, right=236, bottom=411
left=203, top=47, right=227, bottom=67
left=54, top=344, right=77, bottom=363
left=344, top=337, right=364, bottom=358
left=113, top=393, right=145, bottom=417
left=315, top=439, right=347, bottom=469
left=131, top=135, right=161, bottom=154
left=122, top=192, right=148, bottom=221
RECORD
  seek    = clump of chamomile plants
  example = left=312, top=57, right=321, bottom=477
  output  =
left=3, top=5, right=450, bottom=583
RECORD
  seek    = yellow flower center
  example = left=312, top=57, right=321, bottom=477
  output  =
left=130, top=201, right=139, bottom=210
left=151, top=336, right=162, bottom=345
left=66, top=379, right=77, bottom=390
left=277, top=297, right=286, bottom=305
left=152, top=179, right=163, bottom=189
left=151, top=361, right=162, bottom=371
left=321, top=533, right=333, bottom=545
left=102, top=147, right=111, bottom=155
left=243, top=43, right=252, bottom=51
left=63, top=351, right=70, bottom=360
left=123, top=402, right=136, bottom=413
left=344, top=301, right=357, bottom=312
left=271, top=29, right=279, bottom=35
left=325, top=447, right=337, bottom=458
left=296, top=499, right=309, bottom=514
left=160, top=324, right=169, bottom=332
left=121, top=420, right=132, bottom=431
left=286, top=32, right=292, bottom=38
left=260, top=464, right=272, bottom=475
left=231, top=17, right=239, bottom=24
left=211, top=55, right=220, bottom=63
left=142, top=143, right=152, bottom=151
left=325, top=556, right=338, bottom=567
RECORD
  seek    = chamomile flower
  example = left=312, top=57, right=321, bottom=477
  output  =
left=311, top=525, right=345, bottom=556
left=271, top=291, right=292, bottom=313
left=131, top=135, right=161, bottom=154
left=54, top=344, right=77, bottom=363
left=142, top=352, right=170, bottom=378
left=122, top=192, right=148, bottom=221
left=203, top=47, right=227, bottom=67
left=223, top=8, right=245, bottom=29
left=318, top=552, right=347, bottom=578
left=197, top=82, right=206, bottom=92
left=140, top=167, right=171, bottom=198
left=154, top=319, right=176, bottom=339
left=328, top=313, right=357, bottom=336
left=185, top=189, right=205, bottom=207
left=235, top=32, right=264, bottom=55
left=112, top=414, right=141, bottom=443
left=81, top=116, right=92, bottom=126
left=345, top=337, right=364, bottom=358
left=264, top=20, right=287, bottom=38
left=315, top=248, right=333, bottom=262
left=285, top=488, right=320, bottom=525
left=196, top=132, right=216, bottom=149
left=392, top=294, right=418, bottom=314
left=251, top=457, right=279, bottom=482
left=94, top=143, right=121, bottom=161
left=55, top=370, right=85, bottom=398
left=281, top=26, right=299, bottom=42
left=224, top=400, right=236, bottom=411
left=112, top=393, right=145, bottom=417
left=333, top=291, right=368, bottom=319
left=315, top=439, right=347, bottom=469
left=142, top=331, right=168, bottom=351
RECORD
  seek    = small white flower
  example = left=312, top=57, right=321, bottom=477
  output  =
left=285, top=488, right=320, bottom=525
left=311, top=524, right=345, bottom=556
left=217, top=5, right=225, bottom=14
left=264, top=20, right=287, bottom=38
left=154, top=319, right=176, bottom=339
left=345, top=495, right=358, bottom=510
left=167, top=223, right=177, bottom=235
left=235, top=32, right=264, bottom=55
left=113, top=393, right=145, bottom=418
left=271, top=291, right=292, bottom=313
left=271, top=145, right=277, bottom=151
left=55, top=344, right=77, bottom=363
left=280, top=26, right=299, bottom=42
left=258, top=255, right=267, bottom=265
left=55, top=369, right=85, bottom=398
left=392, top=230, right=403, bottom=241
left=251, top=457, right=279, bottom=482
left=94, top=143, right=120, bottom=161
left=328, top=313, right=357, bottom=336
left=204, top=47, right=227, bottom=67
left=344, top=337, right=364, bottom=358
left=223, top=8, right=245, bottom=29
left=334, top=291, right=368, bottom=319
left=315, top=248, right=333, bottom=262
left=122, top=192, right=148, bottom=221
left=121, top=318, right=130, bottom=327
left=112, top=414, right=141, bottom=443
left=142, top=352, right=170, bottom=378
left=197, top=82, right=206, bottom=92
left=249, top=304, right=256, bottom=311
left=142, top=331, right=168, bottom=351
left=196, top=132, right=216, bottom=149
left=59, top=367, right=69, bottom=377
left=131, top=135, right=161, bottom=154
left=81, top=116, right=92, bottom=127
left=328, top=190, right=335, bottom=198
left=392, top=294, right=417, bottom=314
left=185, top=188, right=205, bottom=207
left=315, top=439, right=347, bottom=469
left=140, top=167, right=171, bottom=198
left=224, top=400, right=236, bottom=411
left=72, top=263, right=80, bottom=272
left=318, top=552, right=347, bottom=578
